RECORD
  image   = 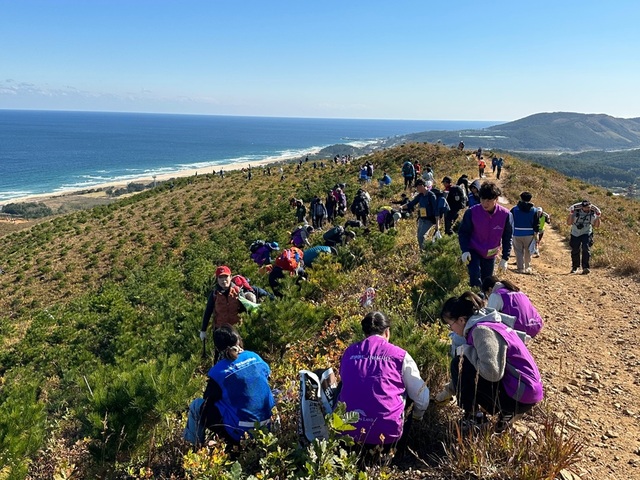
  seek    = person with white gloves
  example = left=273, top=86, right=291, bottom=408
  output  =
left=458, top=181, right=512, bottom=287
left=200, top=265, right=247, bottom=342
left=436, top=292, right=543, bottom=432
left=337, top=311, right=430, bottom=453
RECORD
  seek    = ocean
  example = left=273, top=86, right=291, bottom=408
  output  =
left=0, top=110, right=497, bottom=203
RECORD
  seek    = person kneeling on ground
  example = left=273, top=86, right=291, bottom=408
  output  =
left=195, top=325, right=275, bottom=445
left=338, top=312, right=430, bottom=452
left=323, top=225, right=356, bottom=247
left=481, top=276, right=544, bottom=338
left=303, top=245, right=337, bottom=268
left=437, top=292, right=543, bottom=432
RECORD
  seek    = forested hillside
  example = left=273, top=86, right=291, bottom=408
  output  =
left=2, top=142, right=640, bottom=478
left=510, top=149, right=640, bottom=190
left=388, top=112, right=640, bottom=152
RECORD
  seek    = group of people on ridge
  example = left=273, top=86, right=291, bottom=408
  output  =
left=184, top=149, right=602, bottom=462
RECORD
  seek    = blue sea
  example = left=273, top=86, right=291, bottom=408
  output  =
left=0, top=110, right=497, bottom=203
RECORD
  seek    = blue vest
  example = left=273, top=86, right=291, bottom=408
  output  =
left=208, top=351, right=275, bottom=441
left=511, top=205, right=536, bottom=237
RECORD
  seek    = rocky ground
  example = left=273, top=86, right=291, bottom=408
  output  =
left=498, top=191, right=640, bottom=479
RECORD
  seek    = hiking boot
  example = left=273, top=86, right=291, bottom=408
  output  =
left=582, top=268, right=590, bottom=274
left=524, top=267, right=533, bottom=274
left=570, top=268, right=579, bottom=274
left=495, top=412, right=524, bottom=433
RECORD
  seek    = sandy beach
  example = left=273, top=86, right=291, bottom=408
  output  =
left=1, top=157, right=282, bottom=211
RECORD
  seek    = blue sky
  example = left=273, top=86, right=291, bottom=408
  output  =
left=1, top=0, right=638, bottom=121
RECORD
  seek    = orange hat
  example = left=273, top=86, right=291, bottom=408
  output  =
left=215, top=265, right=231, bottom=277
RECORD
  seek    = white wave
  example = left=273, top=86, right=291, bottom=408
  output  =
left=0, top=190, right=34, bottom=201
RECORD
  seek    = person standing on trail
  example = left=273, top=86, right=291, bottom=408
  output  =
left=436, top=292, right=543, bottom=433
left=401, top=160, right=415, bottom=190
left=458, top=182, right=512, bottom=287
left=509, top=192, right=540, bottom=274
left=567, top=200, right=601, bottom=274
left=442, top=176, right=467, bottom=235
left=496, top=157, right=504, bottom=180
left=533, top=208, right=551, bottom=258
left=401, top=179, right=440, bottom=249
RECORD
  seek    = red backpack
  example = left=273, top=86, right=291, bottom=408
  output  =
left=231, top=274, right=254, bottom=292
left=275, top=247, right=304, bottom=271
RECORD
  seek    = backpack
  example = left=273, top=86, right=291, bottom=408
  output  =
left=447, top=185, right=467, bottom=210
left=275, top=247, right=304, bottom=271
left=351, top=195, right=367, bottom=215
left=249, top=240, right=266, bottom=253
left=291, top=227, right=306, bottom=247
left=402, top=161, right=414, bottom=177
left=231, top=274, right=254, bottom=292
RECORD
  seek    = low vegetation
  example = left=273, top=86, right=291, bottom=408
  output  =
left=1, top=140, right=634, bottom=478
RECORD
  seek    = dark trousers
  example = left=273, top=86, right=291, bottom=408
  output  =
left=356, top=213, right=368, bottom=226
left=570, top=233, right=591, bottom=269
left=444, top=209, right=461, bottom=235
left=450, top=355, right=535, bottom=417
left=467, top=250, right=495, bottom=287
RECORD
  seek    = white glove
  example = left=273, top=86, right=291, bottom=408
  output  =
left=434, top=388, right=454, bottom=404
left=461, top=252, right=471, bottom=264
left=199, top=330, right=207, bottom=341
left=497, top=258, right=508, bottom=273
left=455, top=345, right=467, bottom=357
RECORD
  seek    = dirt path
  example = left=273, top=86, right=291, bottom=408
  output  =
left=496, top=186, right=640, bottom=479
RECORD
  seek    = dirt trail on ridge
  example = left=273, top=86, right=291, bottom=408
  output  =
left=495, top=180, right=640, bottom=479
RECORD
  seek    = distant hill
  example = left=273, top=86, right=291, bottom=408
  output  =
left=387, top=112, right=640, bottom=152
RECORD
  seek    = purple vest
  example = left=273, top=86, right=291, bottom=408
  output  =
left=495, top=287, right=544, bottom=337
left=469, top=204, right=510, bottom=259
left=467, top=322, right=544, bottom=405
left=338, top=335, right=406, bottom=444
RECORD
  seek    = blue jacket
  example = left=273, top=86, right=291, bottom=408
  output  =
left=303, top=245, right=333, bottom=267
left=206, top=351, right=275, bottom=441
left=406, top=190, right=438, bottom=221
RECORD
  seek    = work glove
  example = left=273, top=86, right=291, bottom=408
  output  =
left=199, top=330, right=207, bottom=341
left=497, top=258, right=508, bottom=274
left=461, top=252, right=471, bottom=264
left=434, top=387, right=455, bottom=405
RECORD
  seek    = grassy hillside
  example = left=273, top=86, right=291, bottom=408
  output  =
left=388, top=112, right=640, bottom=152
left=2, top=141, right=635, bottom=478
left=503, top=149, right=640, bottom=190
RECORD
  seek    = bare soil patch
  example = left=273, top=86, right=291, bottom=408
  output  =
left=498, top=189, right=640, bottom=479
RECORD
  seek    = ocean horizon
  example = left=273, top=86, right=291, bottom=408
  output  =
left=0, top=110, right=497, bottom=203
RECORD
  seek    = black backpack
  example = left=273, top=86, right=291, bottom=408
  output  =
left=447, top=186, right=467, bottom=210
left=249, top=240, right=266, bottom=253
left=352, top=195, right=367, bottom=215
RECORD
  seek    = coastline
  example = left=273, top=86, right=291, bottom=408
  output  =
left=1, top=156, right=280, bottom=210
